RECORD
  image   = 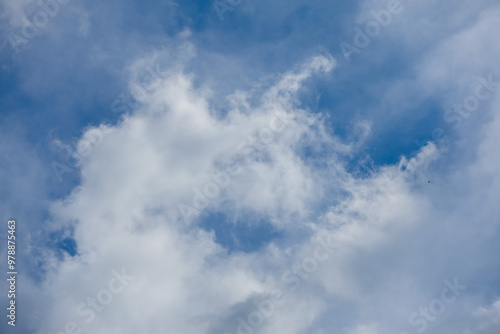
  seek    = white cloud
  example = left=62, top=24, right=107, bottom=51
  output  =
left=469, top=299, right=500, bottom=334
left=22, top=52, right=344, bottom=334
left=12, top=2, right=500, bottom=333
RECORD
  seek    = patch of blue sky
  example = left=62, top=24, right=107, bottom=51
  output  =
left=197, top=211, right=283, bottom=254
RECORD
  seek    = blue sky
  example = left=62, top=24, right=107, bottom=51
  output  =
left=1, top=0, right=500, bottom=333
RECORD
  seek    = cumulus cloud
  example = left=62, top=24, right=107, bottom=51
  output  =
left=20, top=44, right=499, bottom=334
left=471, top=300, right=500, bottom=334
left=20, top=52, right=343, bottom=334
left=4, top=1, right=500, bottom=334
